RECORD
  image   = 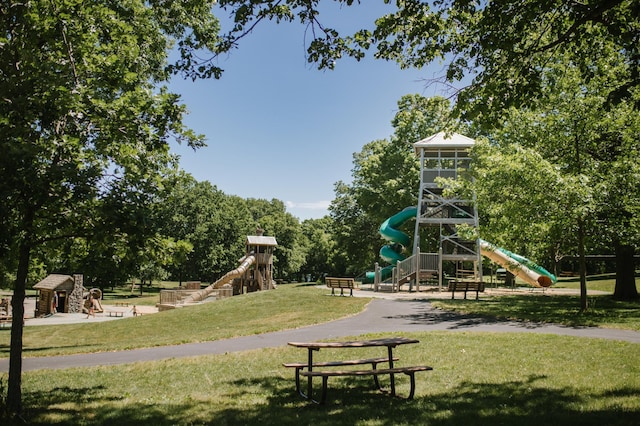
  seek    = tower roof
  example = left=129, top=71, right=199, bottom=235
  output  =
left=414, top=132, right=475, bottom=154
left=246, top=235, right=278, bottom=246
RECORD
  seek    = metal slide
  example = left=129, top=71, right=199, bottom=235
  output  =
left=182, top=255, right=256, bottom=303
left=479, top=240, right=556, bottom=287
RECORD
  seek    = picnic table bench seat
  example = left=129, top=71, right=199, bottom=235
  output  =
left=300, top=365, right=433, bottom=403
left=325, top=277, right=356, bottom=296
left=283, top=357, right=398, bottom=396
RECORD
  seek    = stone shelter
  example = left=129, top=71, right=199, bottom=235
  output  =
left=33, top=274, right=85, bottom=316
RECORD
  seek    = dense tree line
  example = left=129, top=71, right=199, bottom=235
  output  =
left=0, top=168, right=338, bottom=289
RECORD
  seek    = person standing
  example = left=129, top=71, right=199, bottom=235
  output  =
left=52, top=292, right=58, bottom=314
left=86, top=294, right=95, bottom=319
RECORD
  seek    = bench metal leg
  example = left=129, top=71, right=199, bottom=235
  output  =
left=304, top=370, right=424, bottom=404
left=388, top=347, right=396, bottom=396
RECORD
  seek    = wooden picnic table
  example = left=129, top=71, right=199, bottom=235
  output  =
left=286, top=337, right=431, bottom=403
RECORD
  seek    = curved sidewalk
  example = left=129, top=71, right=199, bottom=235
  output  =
left=2, top=297, right=638, bottom=373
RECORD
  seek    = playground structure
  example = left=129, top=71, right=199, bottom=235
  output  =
left=369, top=132, right=556, bottom=292
left=32, top=274, right=107, bottom=315
left=83, top=288, right=105, bottom=314
left=479, top=240, right=555, bottom=287
left=161, top=230, right=278, bottom=307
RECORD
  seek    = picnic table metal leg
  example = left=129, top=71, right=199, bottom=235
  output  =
left=320, top=376, right=329, bottom=404
left=388, top=346, right=396, bottom=396
left=307, top=348, right=314, bottom=401
left=294, top=367, right=302, bottom=396
left=406, top=372, right=416, bottom=400
left=371, top=361, right=382, bottom=389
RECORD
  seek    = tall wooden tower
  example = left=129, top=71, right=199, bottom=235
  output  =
left=411, top=132, right=482, bottom=289
left=241, top=228, right=277, bottom=293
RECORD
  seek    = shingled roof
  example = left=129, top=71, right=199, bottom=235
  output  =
left=33, top=274, right=74, bottom=290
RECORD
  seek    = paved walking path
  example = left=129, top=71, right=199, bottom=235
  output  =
left=1, top=295, right=638, bottom=372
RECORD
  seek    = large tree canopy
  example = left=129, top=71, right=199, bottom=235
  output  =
left=214, top=1, right=638, bottom=121
left=0, top=0, right=220, bottom=415
left=363, top=0, right=639, bottom=121
left=470, top=47, right=640, bottom=305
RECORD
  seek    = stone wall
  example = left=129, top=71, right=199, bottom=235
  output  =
left=68, top=274, right=85, bottom=313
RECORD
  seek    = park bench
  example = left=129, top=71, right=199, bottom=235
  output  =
left=325, top=277, right=356, bottom=296
left=447, top=280, right=485, bottom=300
left=107, top=311, right=124, bottom=317
left=300, top=365, right=433, bottom=403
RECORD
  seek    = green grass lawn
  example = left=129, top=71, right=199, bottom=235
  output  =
left=7, top=331, right=639, bottom=425
left=0, top=284, right=369, bottom=358
left=2, top=281, right=639, bottom=425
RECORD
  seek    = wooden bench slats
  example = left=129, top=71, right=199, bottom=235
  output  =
left=284, top=357, right=399, bottom=398
left=447, top=280, right=485, bottom=300
left=325, top=277, right=356, bottom=296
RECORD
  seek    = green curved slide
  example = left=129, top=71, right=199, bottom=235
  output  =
left=365, top=207, right=417, bottom=283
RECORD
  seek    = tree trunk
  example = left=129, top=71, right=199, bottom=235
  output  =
left=577, top=219, right=588, bottom=312
left=573, top=131, right=588, bottom=312
left=613, top=242, right=638, bottom=301
left=7, top=241, right=31, bottom=416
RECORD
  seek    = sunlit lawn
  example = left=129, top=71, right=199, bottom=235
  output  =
left=0, top=285, right=369, bottom=358
left=8, top=331, right=639, bottom=426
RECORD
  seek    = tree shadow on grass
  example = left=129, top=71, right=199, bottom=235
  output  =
left=0, top=343, right=99, bottom=357
left=7, top=373, right=639, bottom=425
left=209, top=373, right=640, bottom=426
left=407, top=296, right=640, bottom=330
left=6, top=384, right=201, bottom=426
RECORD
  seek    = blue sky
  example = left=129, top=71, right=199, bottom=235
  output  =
left=168, top=3, right=446, bottom=220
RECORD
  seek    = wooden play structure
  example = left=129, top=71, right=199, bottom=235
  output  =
left=32, top=274, right=106, bottom=316
left=240, top=233, right=278, bottom=294
left=163, top=228, right=278, bottom=307
left=0, top=297, right=10, bottom=325
left=33, top=274, right=85, bottom=315
left=371, top=132, right=556, bottom=294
